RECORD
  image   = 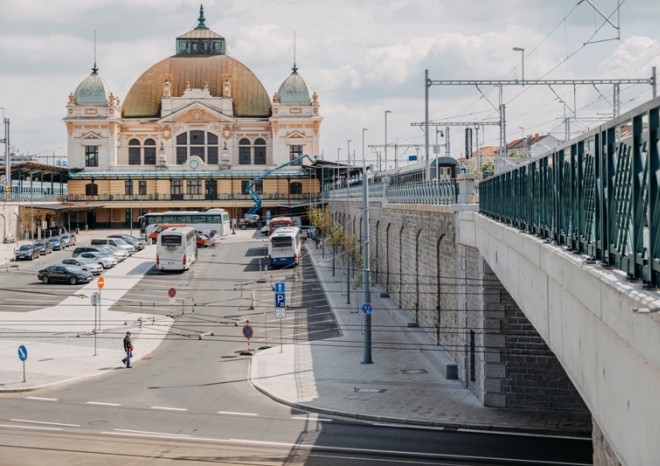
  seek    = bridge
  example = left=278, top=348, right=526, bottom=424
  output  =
left=326, top=96, right=660, bottom=466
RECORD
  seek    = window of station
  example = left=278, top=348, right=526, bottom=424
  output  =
left=85, top=146, right=99, bottom=167
left=289, top=145, right=303, bottom=164
left=254, top=138, right=266, bottom=164
left=85, top=183, right=98, bottom=196
left=241, top=180, right=263, bottom=193
left=144, top=139, right=156, bottom=165
left=239, top=138, right=251, bottom=165
left=138, top=180, right=147, bottom=196
left=175, top=131, right=219, bottom=164
left=289, top=182, right=303, bottom=195
left=187, top=179, right=202, bottom=195
left=125, top=180, right=133, bottom=195
left=128, top=139, right=141, bottom=165
left=171, top=179, right=183, bottom=199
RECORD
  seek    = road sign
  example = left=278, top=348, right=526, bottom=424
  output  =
left=361, top=303, right=373, bottom=315
left=242, top=323, right=254, bottom=340
left=97, top=277, right=104, bottom=289
left=168, top=287, right=177, bottom=298
left=90, top=292, right=100, bottom=306
left=266, top=210, right=272, bottom=222
left=274, top=282, right=286, bottom=308
left=275, top=307, right=286, bottom=319
left=18, top=345, right=28, bottom=361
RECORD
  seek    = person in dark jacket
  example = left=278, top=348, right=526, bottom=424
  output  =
left=121, top=331, right=133, bottom=368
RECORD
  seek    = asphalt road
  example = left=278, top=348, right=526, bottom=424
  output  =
left=0, top=232, right=592, bottom=465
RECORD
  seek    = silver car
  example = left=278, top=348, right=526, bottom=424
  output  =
left=60, top=257, right=103, bottom=275
left=98, top=245, right=129, bottom=262
left=79, top=251, right=117, bottom=269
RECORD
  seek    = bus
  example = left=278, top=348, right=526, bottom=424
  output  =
left=156, top=226, right=197, bottom=272
left=268, top=216, right=295, bottom=236
left=138, top=210, right=231, bottom=239
left=268, top=227, right=302, bottom=268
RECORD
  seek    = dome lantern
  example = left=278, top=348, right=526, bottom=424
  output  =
left=176, top=4, right=225, bottom=56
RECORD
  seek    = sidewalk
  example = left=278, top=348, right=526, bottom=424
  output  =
left=248, top=242, right=593, bottom=436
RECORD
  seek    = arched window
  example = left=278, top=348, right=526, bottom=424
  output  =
left=289, top=182, right=303, bottom=195
left=254, top=138, right=266, bottom=164
left=85, top=183, right=98, bottom=196
left=175, top=131, right=219, bottom=164
left=239, top=138, right=251, bottom=165
left=144, top=139, right=156, bottom=165
left=128, top=139, right=141, bottom=165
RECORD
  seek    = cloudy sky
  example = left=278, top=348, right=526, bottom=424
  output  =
left=1, top=0, right=659, bottom=167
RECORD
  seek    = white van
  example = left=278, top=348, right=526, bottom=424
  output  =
left=91, top=238, right=136, bottom=254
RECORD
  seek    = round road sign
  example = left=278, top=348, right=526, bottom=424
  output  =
left=242, top=324, right=254, bottom=340
left=18, top=345, right=28, bottom=361
left=168, top=287, right=177, bottom=298
left=361, top=303, right=373, bottom=315
left=97, top=277, right=104, bottom=289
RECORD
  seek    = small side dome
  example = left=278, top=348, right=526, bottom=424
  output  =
left=277, top=67, right=313, bottom=105
left=74, top=65, right=113, bottom=105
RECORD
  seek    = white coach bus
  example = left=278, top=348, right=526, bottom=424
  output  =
left=267, top=227, right=302, bottom=268
left=156, top=226, right=197, bottom=272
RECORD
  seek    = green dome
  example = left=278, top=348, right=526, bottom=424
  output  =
left=74, top=66, right=113, bottom=105
left=277, top=68, right=313, bottom=104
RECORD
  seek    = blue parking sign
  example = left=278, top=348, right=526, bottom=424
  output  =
left=275, top=282, right=286, bottom=307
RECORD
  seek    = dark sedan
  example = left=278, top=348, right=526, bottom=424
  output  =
left=48, top=236, right=62, bottom=251
left=15, top=244, right=39, bottom=261
left=38, top=265, right=93, bottom=285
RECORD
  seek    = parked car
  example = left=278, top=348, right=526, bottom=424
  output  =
left=72, top=246, right=106, bottom=257
left=60, top=257, right=103, bottom=275
left=98, top=245, right=129, bottom=261
left=47, top=236, right=62, bottom=251
left=91, top=238, right=136, bottom=254
left=108, top=234, right=146, bottom=251
left=79, top=251, right=117, bottom=269
left=33, top=241, right=53, bottom=255
left=62, top=233, right=76, bottom=246
left=15, top=244, right=39, bottom=261
left=38, top=264, right=93, bottom=285
left=196, top=233, right=213, bottom=248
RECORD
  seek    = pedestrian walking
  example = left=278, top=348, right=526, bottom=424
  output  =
left=121, top=331, right=133, bottom=368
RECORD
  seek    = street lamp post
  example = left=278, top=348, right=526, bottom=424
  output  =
left=513, top=47, right=525, bottom=85
left=384, top=110, right=392, bottom=172
left=361, top=126, right=372, bottom=364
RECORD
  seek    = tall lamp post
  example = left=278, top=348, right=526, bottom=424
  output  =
left=513, top=47, right=525, bottom=85
left=384, top=110, right=392, bottom=172
left=361, top=127, right=372, bottom=364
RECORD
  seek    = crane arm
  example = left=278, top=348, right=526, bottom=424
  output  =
left=244, top=154, right=315, bottom=220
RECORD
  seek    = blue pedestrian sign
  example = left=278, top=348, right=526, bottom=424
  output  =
left=361, top=303, right=373, bottom=315
left=274, top=282, right=286, bottom=308
left=266, top=210, right=272, bottom=222
left=18, top=345, right=28, bottom=361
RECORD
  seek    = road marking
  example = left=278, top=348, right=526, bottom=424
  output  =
left=292, top=415, right=332, bottom=422
left=150, top=406, right=188, bottom=412
left=0, top=423, right=62, bottom=431
left=114, top=428, right=191, bottom=438
left=25, top=396, right=58, bottom=402
left=86, top=401, right=121, bottom=407
left=217, top=411, right=258, bottom=417
left=11, top=419, right=80, bottom=427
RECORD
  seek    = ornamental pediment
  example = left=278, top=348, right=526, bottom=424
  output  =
left=285, top=130, right=306, bottom=139
left=81, top=131, right=103, bottom=140
left=159, top=103, right=234, bottom=125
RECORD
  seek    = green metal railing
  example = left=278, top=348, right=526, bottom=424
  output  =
left=480, top=96, right=660, bottom=287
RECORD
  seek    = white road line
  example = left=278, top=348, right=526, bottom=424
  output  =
left=114, top=428, right=191, bottom=437
left=10, top=419, right=80, bottom=427
left=150, top=406, right=188, bottom=412
left=86, top=401, right=121, bottom=407
left=0, top=423, right=62, bottom=431
left=25, top=396, right=58, bottom=402
left=217, top=411, right=258, bottom=417
left=292, top=415, right=332, bottom=422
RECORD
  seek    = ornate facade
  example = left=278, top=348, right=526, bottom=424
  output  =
left=63, top=6, right=322, bottom=227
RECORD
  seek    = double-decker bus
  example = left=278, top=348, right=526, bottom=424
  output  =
left=138, top=209, right=231, bottom=239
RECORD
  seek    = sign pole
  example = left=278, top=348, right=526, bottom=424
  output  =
left=94, top=301, right=98, bottom=356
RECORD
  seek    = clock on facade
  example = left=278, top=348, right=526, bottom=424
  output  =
left=188, top=158, right=200, bottom=170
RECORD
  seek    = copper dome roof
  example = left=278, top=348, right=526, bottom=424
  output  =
left=122, top=54, right=272, bottom=118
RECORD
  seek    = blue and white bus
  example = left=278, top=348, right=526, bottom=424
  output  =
left=156, top=226, right=197, bottom=272
left=268, top=227, right=302, bottom=268
left=139, top=209, right=231, bottom=239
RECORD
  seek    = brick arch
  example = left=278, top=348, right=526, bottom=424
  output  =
left=386, top=223, right=392, bottom=292
left=415, top=228, right=423, bottom=324
left=435, top=234, right=446, bottom=345
left=398, top=225, right=405, bottom=305
left=374, top=220, right=381, bottom=282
